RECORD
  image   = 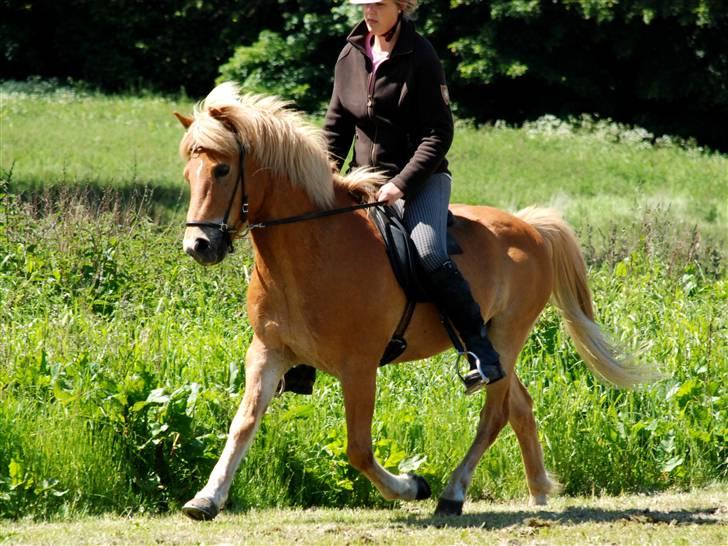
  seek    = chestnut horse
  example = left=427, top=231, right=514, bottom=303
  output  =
left=174, top=82, right=651, bottom=520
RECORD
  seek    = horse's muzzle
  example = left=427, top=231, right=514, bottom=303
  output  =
left=183, top=229, right=228, bottom=265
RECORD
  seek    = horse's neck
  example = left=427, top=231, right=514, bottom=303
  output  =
left=248, top=177, right=364, bottom=280
left=248, top=173, right=321, bottom=228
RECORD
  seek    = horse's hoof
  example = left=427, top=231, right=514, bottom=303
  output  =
left=406, top=473, right=431, bottom=500
left=530, top=494, right=547, bottom=506
left=182, top=497, right=220, bottom=521
left=435, top=497, right=463, bottom=516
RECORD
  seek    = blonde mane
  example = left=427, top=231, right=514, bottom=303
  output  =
left=179, top=82, right=386, bottom=208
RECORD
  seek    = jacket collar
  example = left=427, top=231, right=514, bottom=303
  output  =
left=347, top=16, right=416, bottom=58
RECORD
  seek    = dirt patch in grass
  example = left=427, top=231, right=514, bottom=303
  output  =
left=2, top=487, right=725, bottom=545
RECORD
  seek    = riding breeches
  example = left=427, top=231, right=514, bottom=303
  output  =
left=396, top=172, right=452, bottom=273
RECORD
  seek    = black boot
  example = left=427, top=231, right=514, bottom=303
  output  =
left=427, top=260, right=505, bottom=394
left=279, top=364, right=316, bottom=395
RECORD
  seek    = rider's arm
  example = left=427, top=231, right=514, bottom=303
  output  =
left=324, top=55, right=355, bottom=173
left=388, top=41, right=454, bottom=195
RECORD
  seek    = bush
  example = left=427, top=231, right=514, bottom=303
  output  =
left=218, top=5, right=356, bottom=111
left=439, top=0, right=728, bottom=148
left=216, top=0, right=728, bottom=149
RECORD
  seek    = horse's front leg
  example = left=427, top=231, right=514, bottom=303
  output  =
left=341, top=365, right=431, bottom=502
left=182, top=335, right=288, bottom=520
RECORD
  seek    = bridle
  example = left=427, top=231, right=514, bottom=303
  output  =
left=185, top=135, right=248, bottom=253
left=185, top=132, right=388, bottom=253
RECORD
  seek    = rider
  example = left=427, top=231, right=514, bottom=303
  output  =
left=322, top=0, right=505, bottom=394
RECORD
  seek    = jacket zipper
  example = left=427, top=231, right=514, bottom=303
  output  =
left=367, top=70, right=377, bottom=165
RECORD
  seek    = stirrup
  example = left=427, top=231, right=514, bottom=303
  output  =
left=455, top=351, right=490, bottom=395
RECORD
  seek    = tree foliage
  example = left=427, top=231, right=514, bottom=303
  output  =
left=1, top=0, right=726, bottom=148
left=438, top=0, right=728, bottom=137
left=0, top=0, right=282, bottom=96
left=217, top=3, right=357, bottom=111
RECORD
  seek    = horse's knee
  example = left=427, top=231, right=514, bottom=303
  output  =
left=509, top=394, right=534, bottom=424
left=484, top=398, right=509, bottom=424
left=509, top=382, right=537, bottom=431
left=512, top=379, right=534, bottom=408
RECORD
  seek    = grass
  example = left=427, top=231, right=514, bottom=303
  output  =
left=451, top=117, right=728, bottom=245
left=0, top=80, right=727, bottom=520
left=2, top=79, right=727, bottom=242
left=0, top=81, right=188, bottom=223
left=1, top=487, right=726, bottom=545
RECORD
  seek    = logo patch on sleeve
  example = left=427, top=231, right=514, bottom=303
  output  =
left=440, top=85, right=450, bottom=105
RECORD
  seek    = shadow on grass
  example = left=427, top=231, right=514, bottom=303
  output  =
left=5, top=178, right=188, bottom=223
left=395, top=505, right=723, bottom=530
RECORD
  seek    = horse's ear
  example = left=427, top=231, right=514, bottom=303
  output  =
left=208, top=106, right=237, bottom=132
left=208, top=106, right=232, bottom=121
left=173, top=112, right=193, bottom=129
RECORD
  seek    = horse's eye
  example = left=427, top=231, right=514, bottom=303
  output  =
left=214, top=164, right=230, bottom=178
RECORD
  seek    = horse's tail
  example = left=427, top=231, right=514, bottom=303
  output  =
left=516, top=206, right=656, bottom=388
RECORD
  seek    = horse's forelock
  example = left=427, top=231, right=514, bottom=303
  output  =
left=179, top=82, right=386, bottom=209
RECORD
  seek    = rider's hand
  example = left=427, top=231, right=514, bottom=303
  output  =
left=377, top=182, right=404, bottom=205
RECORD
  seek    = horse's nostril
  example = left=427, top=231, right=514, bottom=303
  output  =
left=194, top=238, right=210, bottom=253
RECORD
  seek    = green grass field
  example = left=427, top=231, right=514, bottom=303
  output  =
left=1, top=80, right=726, bottom=521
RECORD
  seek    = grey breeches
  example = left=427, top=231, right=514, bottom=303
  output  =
left=397, top=172, right=452, bottom=273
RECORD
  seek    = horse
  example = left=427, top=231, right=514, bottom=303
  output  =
left=173, top=82, right=653, bottom=521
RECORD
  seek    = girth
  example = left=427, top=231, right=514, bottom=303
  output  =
left=370, top=205, right=462, bottom=365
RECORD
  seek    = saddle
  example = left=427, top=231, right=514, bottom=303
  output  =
left=370, top=205, right=462, bottom=365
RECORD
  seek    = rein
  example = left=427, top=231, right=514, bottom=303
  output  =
left=185, top=134, right=388, bottom=250
left=247, top=200, right=388, bottom=231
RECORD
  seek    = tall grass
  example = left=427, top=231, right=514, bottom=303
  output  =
left=0, top=82, right=726, bottom=518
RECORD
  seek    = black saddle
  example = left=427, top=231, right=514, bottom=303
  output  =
left=370, top=205, right=462, bottom=365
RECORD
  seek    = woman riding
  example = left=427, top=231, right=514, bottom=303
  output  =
left=324, top=0, right=505, bottom=393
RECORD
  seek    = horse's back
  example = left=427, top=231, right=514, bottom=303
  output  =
left=448, top=204, right=553, bottom=321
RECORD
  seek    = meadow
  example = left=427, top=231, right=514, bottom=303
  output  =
left=0, top=80, right=726, bottom=521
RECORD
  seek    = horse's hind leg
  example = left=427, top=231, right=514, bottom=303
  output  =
left=183, top=335, right=288, bottom=520
left=509, top=374, right=560, bottom=505
left=436, top=316, right=557, bottom=515
left=340, top=365, right=432, bottom=501
left=436, top=373, right=512, bottom=515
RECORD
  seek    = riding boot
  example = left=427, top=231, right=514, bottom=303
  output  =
left=427, top=259, right=505, bottom=394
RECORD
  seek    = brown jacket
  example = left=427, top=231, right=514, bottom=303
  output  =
left=324, top=17, right=454, bottom=196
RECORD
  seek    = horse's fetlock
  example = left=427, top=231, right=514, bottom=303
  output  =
left=347, top=446, right=374, bottom=471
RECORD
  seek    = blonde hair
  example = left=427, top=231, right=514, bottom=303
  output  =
left=179, top=82, right=388, bottom=209
left=398, top=0, right=417, bottom=15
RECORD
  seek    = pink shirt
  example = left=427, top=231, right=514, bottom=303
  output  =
left=365, top=32, right=390, bottom=74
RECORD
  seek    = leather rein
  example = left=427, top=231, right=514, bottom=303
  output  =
left=185, top=136, right=387, bottom=252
